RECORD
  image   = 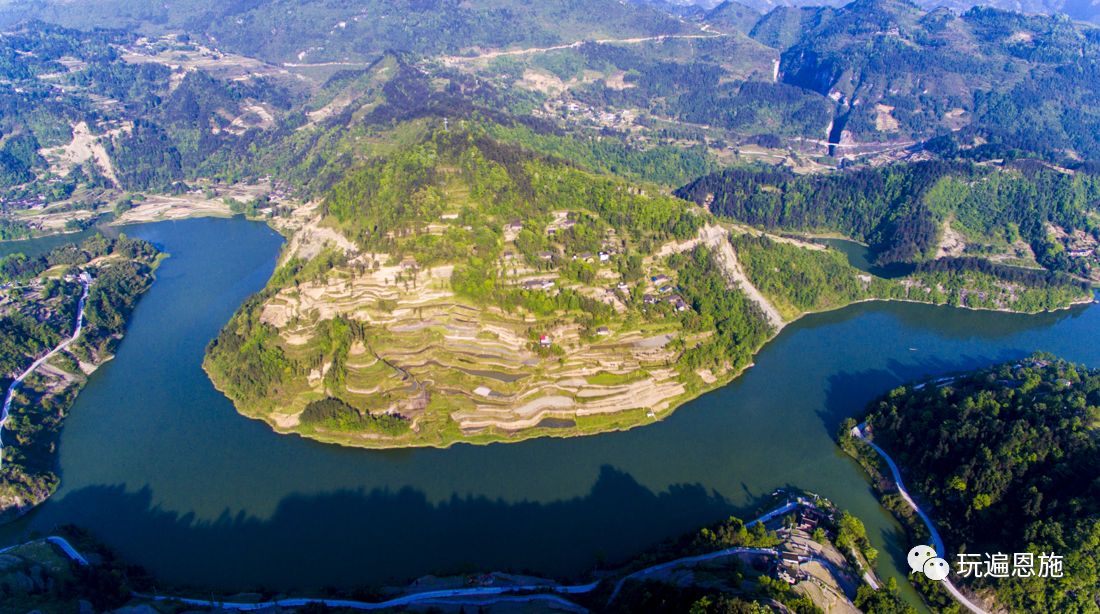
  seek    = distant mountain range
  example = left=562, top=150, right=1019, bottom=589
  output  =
left=0, top=0, right=691, bottom=63
left=769, top=0, right=1100, bottom=153
left=634, top=0, right=1100, bottom=25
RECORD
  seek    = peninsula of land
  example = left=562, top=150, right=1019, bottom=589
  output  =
left=203, top=129, right=1092, bottom=449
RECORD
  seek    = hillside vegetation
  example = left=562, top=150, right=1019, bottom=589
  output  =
left=842, top=356, right=1100, bottom=612
left=0, top=0, right=691, bottom=64
left=677, top=160, right=1100, bottom=280
left=0, top=234, right=159, bottom=522
left=775, top=0, right=1100, bottom=157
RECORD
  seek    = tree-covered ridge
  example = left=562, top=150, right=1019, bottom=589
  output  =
left=732, top=231, right=1088, bottom=318
left=676, top=160, right=1100, bottom=274
left=909, top=257, right=1091, bottom=312
left=447, top=0, right=1100, bottom=164
left=559, top=38, right=830, bottom=139
left=481, top=121, right=718, bottom=188
left=0, top=233, right=160, bottom=522
left=214, top=50, right=725, bottom=200
left=848, top=356, right=1100, bottom=612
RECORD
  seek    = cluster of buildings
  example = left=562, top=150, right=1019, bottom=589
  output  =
left=771, top=505, right=832, bottom=585
left=640, top=275, right=689, bottom=312
left=533, top=98, right=636, bottom=132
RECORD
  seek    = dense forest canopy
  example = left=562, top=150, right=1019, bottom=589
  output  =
left=853, top=356, right=1100, bottom=612
left=677, top=160, right=1100, bottom=271
left=321, top=129, right=703, bottom=256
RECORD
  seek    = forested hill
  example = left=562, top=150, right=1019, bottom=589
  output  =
left=772, top=0, right=1100, bottom=158
left=676, top=160, right=1100, bottom=275
left=847, top=355, right=1100, bottom=612
left=205, top=127, right=777, bottom=448
left=0, top=0, right=692, bottom=63
left=918, top=0, right=1100, bottom=25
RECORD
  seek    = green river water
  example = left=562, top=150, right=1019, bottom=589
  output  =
left=1, top=217, right=1097, bottom=606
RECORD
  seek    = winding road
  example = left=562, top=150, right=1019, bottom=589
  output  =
left=0, top=273, right=92, bottom=471
left=852, top=423, right=989, bottom=614
left=440, top=32, right=725, bottom=64
left=0, top=535, right=89, bottom=565
left=606, top=545, right=779, bottom=604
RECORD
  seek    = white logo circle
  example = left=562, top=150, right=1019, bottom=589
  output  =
left=923, top=557, right=950, bottom=581
left=907, top=545, right=937, bottom=574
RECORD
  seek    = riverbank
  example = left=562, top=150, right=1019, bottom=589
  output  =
left=845, top=423, right=989, bottom=614
left=0, top=273, right=92, bottom=474
left=0, top=237, right=162, bottom=524
left=3, top=219, right=1094, bottom=604
left=0, top=180, right=285, bottom=244
left=839, top=356, right=1100, bottom=614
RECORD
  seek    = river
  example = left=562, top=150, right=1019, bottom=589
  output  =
left=0, top=217, right=1096, bottom=607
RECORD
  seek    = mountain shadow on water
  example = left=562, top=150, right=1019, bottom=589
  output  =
left=10, top=465, right=775, bottom=593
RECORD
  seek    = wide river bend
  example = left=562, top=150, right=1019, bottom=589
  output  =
left=1, top=217, right=1097, bottom=608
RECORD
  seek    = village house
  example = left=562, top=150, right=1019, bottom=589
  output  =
left=539, top=334, right=552, bottom=347
left=595, top=326, right=611, bottom=336
left=780, top=551, right=801, bottom=568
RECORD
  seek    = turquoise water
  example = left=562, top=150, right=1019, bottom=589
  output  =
left=0, top=217, right=1095, bottom=606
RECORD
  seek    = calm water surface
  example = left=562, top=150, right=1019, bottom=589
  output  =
left=1, top=217, right=1097, bottom=605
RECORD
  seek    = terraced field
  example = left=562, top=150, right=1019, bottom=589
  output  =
left=247, top=229, right=696, bottom=445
